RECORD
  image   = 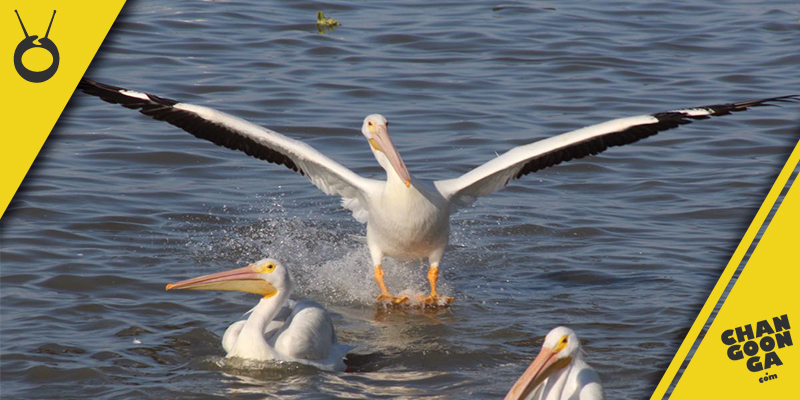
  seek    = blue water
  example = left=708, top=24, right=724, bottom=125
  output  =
left=2, top=0, right=799, bottom=398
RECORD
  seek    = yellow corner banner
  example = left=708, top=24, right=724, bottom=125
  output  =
left=0, top=1, right=125, bottom=218
left=655, top=142, right=800, bottom=399
left=0, top=1, right=797, bottom=397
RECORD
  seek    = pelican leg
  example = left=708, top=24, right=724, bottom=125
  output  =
left=374, top=264, right=409, bottom=305
left=420, top=264, right=453, bottom=306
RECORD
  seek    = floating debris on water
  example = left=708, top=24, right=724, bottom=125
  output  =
left=316, top=11, right=341, bottom=27
left=317, top=11, right=341, bottom=34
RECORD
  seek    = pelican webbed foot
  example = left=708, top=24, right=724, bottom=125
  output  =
left=417, top=294, right=454, bottom=307
left=377, top=293, right=410, bottom=305
left=374, top=264, right=409, bottom=305
left=419, top=264, right=453, bottom=307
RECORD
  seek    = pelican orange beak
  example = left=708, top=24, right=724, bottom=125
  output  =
left=504, top=346, right=573, bottom=400
left=369, top=124, right=411, bottom=187
left=166, top=264, right=277, bottom=298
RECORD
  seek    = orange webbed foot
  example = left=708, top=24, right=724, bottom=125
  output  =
left=377, top=293, right=410, bottom=305
left=417, top=294, right=454, bottom=307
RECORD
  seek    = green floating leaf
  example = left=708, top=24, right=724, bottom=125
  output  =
left=316, top=11, right=341, bottom=34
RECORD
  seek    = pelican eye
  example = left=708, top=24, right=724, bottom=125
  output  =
left=368, top=121, right=374, bottom=126
left=256, top=263, right=276, bottom=273
left=385, top=121, right=389, bottom=126
left=553, top=335, right=569, bottom=352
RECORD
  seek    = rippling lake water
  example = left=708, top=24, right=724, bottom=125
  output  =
left=2, top=0, right=799, bottom=398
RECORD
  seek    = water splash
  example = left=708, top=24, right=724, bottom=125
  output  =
left=183, top=195, right=444, bottom=306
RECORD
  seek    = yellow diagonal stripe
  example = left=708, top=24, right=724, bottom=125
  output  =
left=651, top=141, right=800, bottom=399
left=670, top=143, right=799, bottom=397
left=0, top=1, right=126, bottom=218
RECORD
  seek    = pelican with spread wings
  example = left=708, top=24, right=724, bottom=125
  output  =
left=78, top=79, right=797, bottom=306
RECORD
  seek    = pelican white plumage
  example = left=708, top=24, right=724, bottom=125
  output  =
left=166, top=258, right=352, bottom=371
left=79, top=79, right=797, bottom=305
left=505, top=327, right=604, bottom=400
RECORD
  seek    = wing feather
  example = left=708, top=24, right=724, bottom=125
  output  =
left=436, top=96, right=798, bottom=208
left=78, top=79, right=379, bottom=222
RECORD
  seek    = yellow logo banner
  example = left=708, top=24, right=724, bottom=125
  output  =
left=658, top=141, right=800, bottom=398
left=0, top=1, right=125, bottom=218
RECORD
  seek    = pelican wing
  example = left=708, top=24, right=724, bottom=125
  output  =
left=78, top=79, right=379, bottom=222
left=272, top=301, right=351, bottom=371
left=436, top=96, right=798, bottom=208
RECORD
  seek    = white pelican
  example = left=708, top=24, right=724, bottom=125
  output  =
left=78, top=79, right=797, bottom=305
left=166, top=258, right=352, bottom=371
left=505, top=327, right=604, bottom=400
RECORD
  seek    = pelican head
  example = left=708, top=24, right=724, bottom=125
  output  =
left=166, top=258, right=294, bottom=298
left=361, top=114, right=411, bottom=187
left=505, top=326, right=581, bottom=400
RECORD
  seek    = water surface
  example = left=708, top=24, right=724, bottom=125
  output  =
left=2, top=0, right=799, bottom=398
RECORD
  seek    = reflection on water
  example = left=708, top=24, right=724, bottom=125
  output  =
left=372, top=303, right=455, bottom=324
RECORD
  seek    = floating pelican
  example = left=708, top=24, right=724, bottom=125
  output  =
left=505, top=327, right=604, bottom=400
left=166, top=258, right=352, bottom=371
left=79, top=79, right=797, bottom=305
